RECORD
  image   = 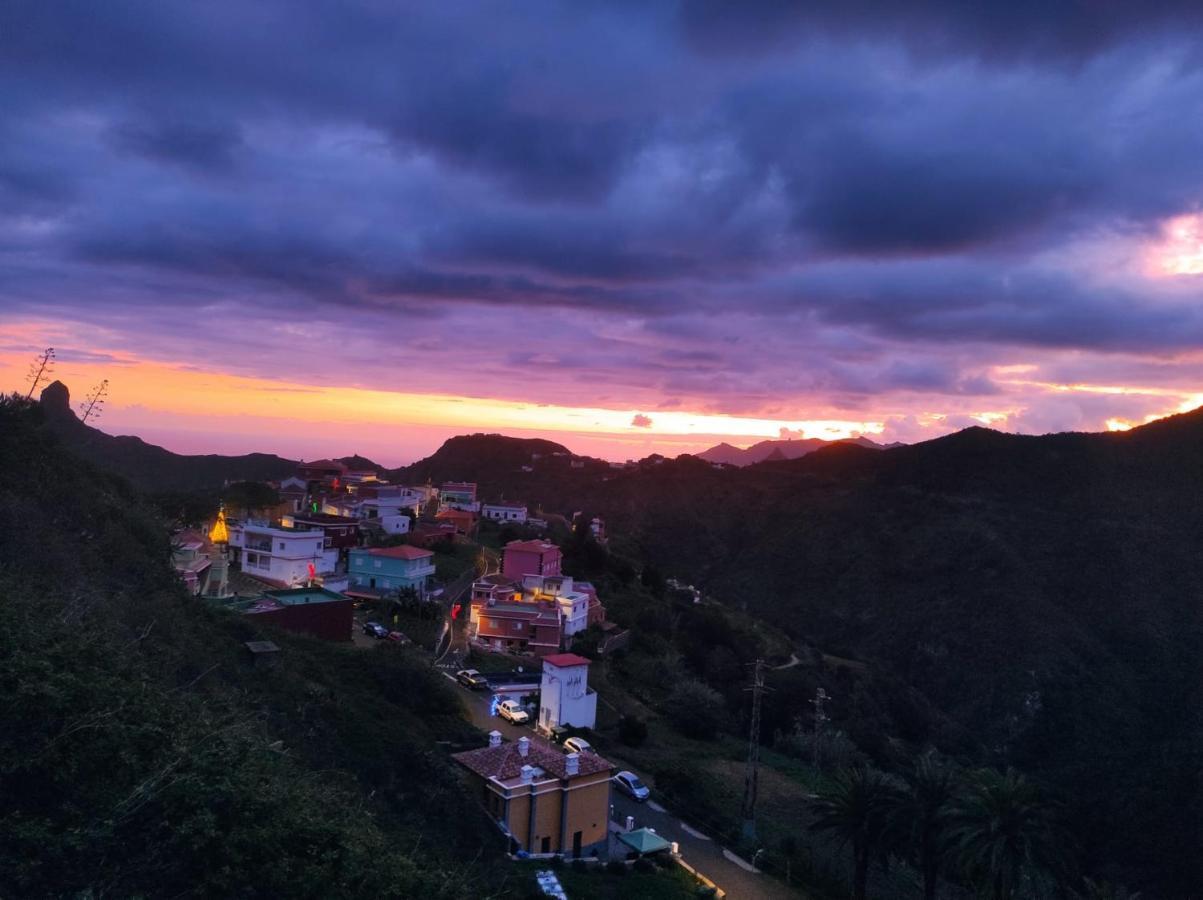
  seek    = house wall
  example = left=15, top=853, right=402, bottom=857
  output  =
left=247, top=599, right=353, bottom=641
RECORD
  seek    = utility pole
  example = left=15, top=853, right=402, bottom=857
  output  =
left=79, top=379, right=109, bottom=424
left=24, top=347, right=55, bottom=399
left=811, top=687, right=830, bottom=770
left=741, top=658, right=768, bottom=840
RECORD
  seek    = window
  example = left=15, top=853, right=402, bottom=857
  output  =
left=374, top=560, right=381, bottom=568
left=513, top=621, right=522, bottom=632
left=279, top=542, right=285, bottom=551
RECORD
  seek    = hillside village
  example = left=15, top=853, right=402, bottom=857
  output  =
left=15, top=383, right=1203, bottom=899
left=167, top=456, right=730, bottom=893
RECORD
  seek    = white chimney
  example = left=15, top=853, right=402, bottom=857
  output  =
left=565, top=752, right=580, bottom=776
left=521, top=764, right=535, bottom=784
left=488, top=730, right=502, bottom=748
left=517, top=736, right=530, bottom=757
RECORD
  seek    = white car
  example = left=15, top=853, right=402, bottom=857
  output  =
left=613, top=770, right=650, bottom=802
left=497, top=700, right=530, bottom=725
left=563, top=737, right=593, bottom=755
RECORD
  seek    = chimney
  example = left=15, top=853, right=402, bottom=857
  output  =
left=521, top=764, right=535, bottom=784
left=488, top=730, right=502, bottom=748
left=517, top=736, right=530, bottom=757
left=565, top=752, right=580, bottom=776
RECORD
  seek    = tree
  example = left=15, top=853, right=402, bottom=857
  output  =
left=890, top=750, right=957, bottom=900
left=809, top=766, right=902, bottom=900
left=665, top=679, right=725, bottom=739
left=945, top=768, right=1062, bottom=900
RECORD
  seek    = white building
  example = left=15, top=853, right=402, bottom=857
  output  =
left=322, top=495, right=417, bottom=532
left=228, top=522, right=330, bottom=586
left=538, top=653, right=597, bottom=734
left=482, top=502, right=528, bottom=523
left=522, top=574, right=590, bottom=637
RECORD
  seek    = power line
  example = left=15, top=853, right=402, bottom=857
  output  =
left=741, top=658, right=769, bottom=840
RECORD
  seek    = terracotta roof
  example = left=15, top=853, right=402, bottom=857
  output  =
left=504, top=539, right=560, bottom=554
left=542, top=653, right=592, bottom=668
left=360, top=545, right=433, bottom=560
left=453, top=735, right=612, bottom=782
left=300, top=459, right=347, bottom=471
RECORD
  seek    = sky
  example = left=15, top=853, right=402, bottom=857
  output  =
left=3, top=2, right=1203, bottom=466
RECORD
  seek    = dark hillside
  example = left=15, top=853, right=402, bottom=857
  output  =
left=0, top=396, right=507, bottom=898
left=563, top=416, right=1203, bottom=893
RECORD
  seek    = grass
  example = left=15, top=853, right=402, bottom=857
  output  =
left=552, top=861, right=705, bottom=899
left=466, top=646, right=536, bottom=674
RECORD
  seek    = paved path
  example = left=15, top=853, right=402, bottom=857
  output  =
left=609, top=791, right=800, bottom=900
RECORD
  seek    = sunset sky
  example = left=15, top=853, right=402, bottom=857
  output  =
left=4, top=3, right=1203, bottom=465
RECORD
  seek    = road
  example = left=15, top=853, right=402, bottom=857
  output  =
left=445, top=675, right=802, bottom=900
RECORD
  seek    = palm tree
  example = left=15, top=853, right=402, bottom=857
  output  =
left=1075, top=878, right=1141, bottom=900
left=891, top=750, right=957, bottom=900
left=809, top=765, right=902, bottom=900
left=945, top=767, right=1061, bottom=900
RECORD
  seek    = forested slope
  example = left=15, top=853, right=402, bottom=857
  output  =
left=0, top=396, right=508, bottom=898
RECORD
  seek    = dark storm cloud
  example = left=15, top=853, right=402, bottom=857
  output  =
left=677, top=0, right=1203, bottom=63
left=109, top=120, right=244, bottom=174
left=3, top=0, right=1203, bottom=421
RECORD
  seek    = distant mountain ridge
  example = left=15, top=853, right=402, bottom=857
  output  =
left=38, top=381, right=298, bottom=492
left=696, top=435, right=903, bottom=466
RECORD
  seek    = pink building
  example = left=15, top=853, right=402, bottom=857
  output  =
left=502, top=539, right=563, bottom=580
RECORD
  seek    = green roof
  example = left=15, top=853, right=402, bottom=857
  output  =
left=262, top=587, right=349, bottom=605
left=616, top=828, right=671, bottom=854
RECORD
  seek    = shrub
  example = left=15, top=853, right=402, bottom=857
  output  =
left=665, top=679, right=725, bottom=739
left=605, top=860, right=627, bottom=876
left=571, top=859, right=588, bottom=873
left=632, top=857, right=656, bottom=874
left=618, top=715, right=648, bottom=747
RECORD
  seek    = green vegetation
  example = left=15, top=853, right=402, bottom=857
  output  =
left=0, top=396, right=511, bottom=898
left=553, top=859, right=703, bottom=900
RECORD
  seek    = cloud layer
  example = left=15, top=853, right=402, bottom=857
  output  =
left=2, top=0, right=1203, bottom=451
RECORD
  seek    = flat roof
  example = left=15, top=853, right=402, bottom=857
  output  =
left=542, top=653, right=592, bottom=668
left=261, top=586, right=350, bottom=605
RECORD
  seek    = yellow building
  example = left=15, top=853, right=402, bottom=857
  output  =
left=453, top=732, right=614, bottom=859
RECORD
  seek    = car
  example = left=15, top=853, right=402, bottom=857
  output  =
left=362, top=621, right=388, bottom=638
left=385, top=630, right=408, bottom=643
left=456, top=669, right=488, bottom=690
left=612, top=770, right=650, bottom=802
left=497, top=699, right=530, bottom=725
left=563, top=737, right=593, bottom=755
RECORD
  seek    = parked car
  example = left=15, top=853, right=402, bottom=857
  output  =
left=612, top=771, right=650, bottom=802
left=362, top=621, right=388, bottom=638
left=456, top=669, right=488, bottom=690
left=385, top=630, right=408, bottom=643
left=563, top=737, right=593, bottom=755
left=497, top=699, right=530, bottom=725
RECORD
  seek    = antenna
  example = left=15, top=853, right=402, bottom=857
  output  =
left=25, top=347, right=55, bottom=399
left=741, top=658, right=771, bottom=839
left=78, top=379, right=109, bottom=424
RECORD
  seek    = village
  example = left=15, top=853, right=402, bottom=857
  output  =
left=169, top=457, right=755, bottom=899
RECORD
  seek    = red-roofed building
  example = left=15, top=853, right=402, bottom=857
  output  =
left=297, top=459, right=348, bottom=482
left=347, top=544, right=435, bottom=596
left=436, top=507, right=478, bottom=537
left=502, top=539, right=562, bottom=580
left=452, top=732, right=613, bottom=858
left=472, top=598, right=561, bottom=656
